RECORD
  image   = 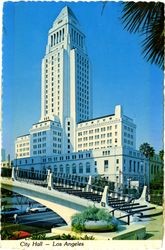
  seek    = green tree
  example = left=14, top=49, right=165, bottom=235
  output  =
left=139, top=143, right=155, bottom=158
left=121, top=2, right=164, bottom=70
left=150, top=169, right=163, bottom=205
left=92, top=176, right=114, bottom=191
left=159, top=150, right=164, bottom=161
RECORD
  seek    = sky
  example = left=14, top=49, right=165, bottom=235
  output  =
left=2, top=1, right=164, bottom=159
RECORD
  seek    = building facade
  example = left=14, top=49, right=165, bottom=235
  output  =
left=76, top=105, right=136, bottom=152
left=13, top=146, right=149, bottom=188
left=14, top=6, right=162, bottom=189
left=40, top=6, right=92, bottom=154
left=15, top=134, right=30, bottom=159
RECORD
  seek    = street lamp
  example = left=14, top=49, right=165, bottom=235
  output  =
left=127, top=178, right=131, bottom=195
left=140, top=160, right=145, bottom=187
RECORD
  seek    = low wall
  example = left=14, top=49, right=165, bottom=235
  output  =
left=51, top=224, right=146, bottom=240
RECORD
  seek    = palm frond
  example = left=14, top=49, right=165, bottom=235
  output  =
left=101, top=1, right=108, bottom=16
left=121, top=2, right=164, bottom=70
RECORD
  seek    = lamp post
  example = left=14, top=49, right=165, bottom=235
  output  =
left=127, top=178, right=131, bottom=196
left=140, top=160, right=145, bottom=187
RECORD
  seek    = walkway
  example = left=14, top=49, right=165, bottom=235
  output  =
left=143, top=214, right=163, bottom=240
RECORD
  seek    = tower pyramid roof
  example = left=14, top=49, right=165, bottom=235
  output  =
left=56, top=6, right=78, bottom=22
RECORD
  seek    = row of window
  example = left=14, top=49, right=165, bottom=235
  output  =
left=71, top=28, right=84, bottom=48
left=78, top=109, right=89, bottom=115
left=78, top=114, right=89, bottom=121
left=42, top=152, right=91, bottom=163
left=54, top=164, right=91, bottom=174
left=77, top=78, right=89, bottom=85
left=77, top=69, right=89, bottom=76
left=77, top=53, right=89, bottom=65
left=77, top=88, right=89, bottom=95
left=16, top=143, right=29, bottom=147
left=77, top=126, right=118, bottom=136
left=124, top=139, right=134, bottom=145
left=78, top=139, right=118, bottom=148
left=33, top=149, right=62, bottom=155
left=45, top=56, right=60, bottom=66
left=33, top=143, right=46, bottom=149
left=77, top=98, right=89, bottom=106
left=33, top=131, right=47, bottom=137
left=78, top=132, right=118, bottom=141
left=124, top=125, right=133, bottom=132
left=33, top=137, right=46, bottom=143
left=129, top=151, right=140, bottom=157
left=18, top=152, right=29, bottom=157
left=16, top=147, right=29, bottom=152
left=50, top=28, right=65, bottom=46
left=128, top=160, right=144, bottom=173
left=124, top=132, right=133, bottom=138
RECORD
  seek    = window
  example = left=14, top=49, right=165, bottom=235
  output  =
left=129, top=160, right=132, bottom=172
left=60, top=165, right=63, bottom=173
left=72, top=164, right=76, bottom=174
left=54, top=167, right=58, bottom=173
left=66, top=164, right=70, bottom=174
left=79, top=163, right=83, bottom=174
left=86, top=162, right=90, bottom=173
left=104, top=160, right=108, bottom=171
left=116, top=159, right=119, bottom=164
left=133, top=161, right=136, bottom=172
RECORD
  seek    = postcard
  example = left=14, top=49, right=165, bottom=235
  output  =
left=1, top=1, right=164, bottom=249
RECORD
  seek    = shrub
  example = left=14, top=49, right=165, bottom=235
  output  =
left=30, top=233, right=46, bottom=240
left=45, top=233, right=95, bottom=240
left=71, top=206, right=118, bottom=232
left=1, top=230, right=13, bottom=240
left=80, top=235, right=95, bottom=240
left=96, top=209, right=112, bottom=222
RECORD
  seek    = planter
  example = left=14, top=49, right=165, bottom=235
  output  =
left=84, top=220, right=116, bottom=232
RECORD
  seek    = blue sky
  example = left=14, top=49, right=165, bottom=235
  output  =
left=2, top=1, right=163, bottom=159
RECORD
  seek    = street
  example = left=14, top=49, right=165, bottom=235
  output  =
left=5, top=211, right=66, bottom=229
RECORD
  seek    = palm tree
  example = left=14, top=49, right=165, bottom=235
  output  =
left=159, top=150, right=164, bottom=161
left=139, top=142, right=155, bottom=158
left=121, top=2, right=164, bottom=70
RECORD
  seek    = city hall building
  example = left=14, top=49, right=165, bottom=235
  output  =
left=14, top=7, right=162, bottom=189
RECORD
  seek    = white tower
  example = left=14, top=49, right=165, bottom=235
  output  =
left=40, top=6, right=92, bottom=154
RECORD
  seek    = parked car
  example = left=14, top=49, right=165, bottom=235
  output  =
left=1, top=207, right=23, bottom=220
left=29, top=205, right=48, bottom=213
left=1, top=207, right=22, bottom=216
